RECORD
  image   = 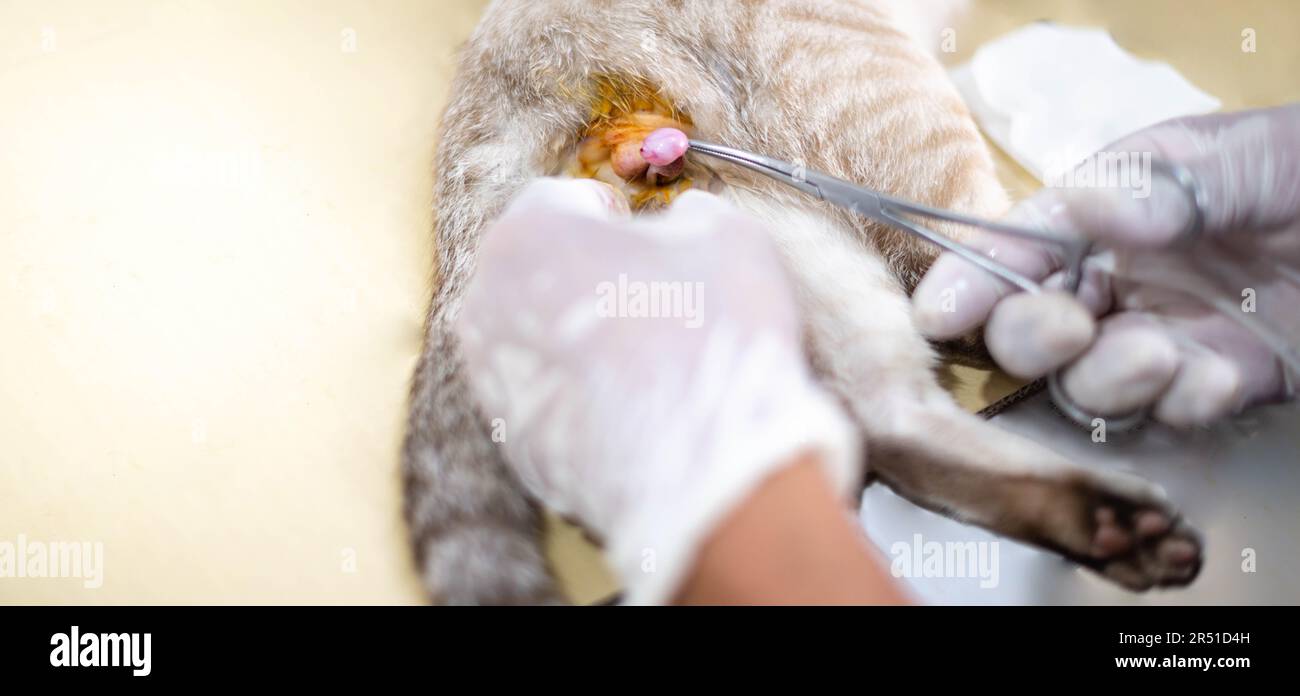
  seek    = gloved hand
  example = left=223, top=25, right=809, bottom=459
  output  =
left=914, top=104, right=1300, bottom=427
left=456, top=178, right=860, bottom=604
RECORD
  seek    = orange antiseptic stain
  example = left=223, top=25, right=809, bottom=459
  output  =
left=566, top=77, right=699, bottom=210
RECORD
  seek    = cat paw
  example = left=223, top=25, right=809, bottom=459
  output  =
left=1066, top=470, right=1203, bottom=590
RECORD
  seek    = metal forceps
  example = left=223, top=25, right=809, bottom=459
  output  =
left=687, top=140, right=1206, bottom=432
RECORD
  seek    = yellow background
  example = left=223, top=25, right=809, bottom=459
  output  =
left=1, top=1, right=1295, bottom=604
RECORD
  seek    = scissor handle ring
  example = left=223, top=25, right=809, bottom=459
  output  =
left=1047, top=371, right=1149, bottom=433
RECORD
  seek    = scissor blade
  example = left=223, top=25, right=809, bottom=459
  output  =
left=801, top=171, right=888, bottom=219
left=690, top=140, right=898, bottom=214
left=687, top=140, right=823, bottom=197
left=686, top=139, right=1080, bottom=295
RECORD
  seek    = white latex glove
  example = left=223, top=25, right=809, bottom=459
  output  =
left=914, top=104, right=1300, bottom=427
left=456, top=179, right=860, bottom=604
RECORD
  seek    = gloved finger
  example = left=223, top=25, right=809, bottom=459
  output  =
left=913, top=196, right=1073, bottom=339
left=463, top=178, right=639, bottom=342
left=1064, top=104, right=1300, bottom=249
left=524, top=177, right=630, bottom=220
left=653, top=189, right=745, bottom=238
left=583, top=179, right=633, bottom=218
left=1059, top=313, right=1180, bottom=416
left=1041, top=260, right=1116, bottom=317
left=667, top=187, right=730, bottom=215
left=1152, top=346, right=1242, bottom=428
left=489, top=178, right=630, bottom=242
left=1140, top=302, right=1292, bottom=415
left=652, top=190, right=801, bottom=333
left=652, top=190, right=792, bottom=288
left=620, top=190, right=751, bottom=252
left=471, top=178, right=634, bottom=287
left=984, top=291, right=1095, bottom=378
left=1060, top=176, right=1195, bottom=250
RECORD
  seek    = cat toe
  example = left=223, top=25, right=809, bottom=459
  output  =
left=1087, top=502, right=1202, bottom=590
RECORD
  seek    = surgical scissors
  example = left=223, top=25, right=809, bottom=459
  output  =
left=687, top=139, right=1206, bottom=432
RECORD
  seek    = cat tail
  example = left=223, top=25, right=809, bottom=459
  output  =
left=401, top=31, right=596, bottom=603
left=403, top=319, right=563, bottom=604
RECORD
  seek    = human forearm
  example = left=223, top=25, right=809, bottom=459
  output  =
left=675, top=452, right=910, bottom=605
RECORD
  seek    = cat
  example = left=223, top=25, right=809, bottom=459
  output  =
left=403, top=0, right=1203, bottom=604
